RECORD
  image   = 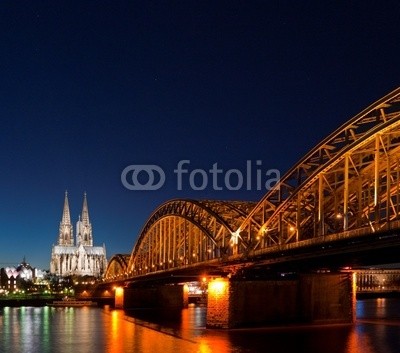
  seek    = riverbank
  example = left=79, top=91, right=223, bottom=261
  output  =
left=1, top=293, right=399, bottom=308
left=357, top=291, right=400, bottom=299
left=0, top=296, right=114, bottom=307
left=0, top=298, right=52, bottom=307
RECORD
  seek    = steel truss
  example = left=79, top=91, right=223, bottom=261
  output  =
left=126, top=199, right=255, bottom=275
left=105, top=254, right=130, bottom=280
left=108, top=87, right=400, bottom=279
left=239, top=87, right=400, bottom=254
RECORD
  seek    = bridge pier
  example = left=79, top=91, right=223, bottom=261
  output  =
left=114, top=286, right=124, bottom=308
left=206, top=272, right=355, bottom=329
left=123, top=283, right=189, bottom=310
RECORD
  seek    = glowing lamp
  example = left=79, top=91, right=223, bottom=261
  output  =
left=208, top=278, right=228, bottom=296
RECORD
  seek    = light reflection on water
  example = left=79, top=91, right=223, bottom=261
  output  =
left=0, top=299, right=399, bottom=353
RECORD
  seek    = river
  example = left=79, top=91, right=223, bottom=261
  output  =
left=0, top=298, right=399, bottom=353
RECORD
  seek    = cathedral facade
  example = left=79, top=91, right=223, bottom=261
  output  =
left=50, top=192, right=107, bottom=277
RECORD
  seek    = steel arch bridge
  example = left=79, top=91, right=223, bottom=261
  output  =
left=105, top=254, right=130, bottom=279
left=238, top=87, right=400, bottom=254
left=105, top=87, right=400, bottom=280
left=125, top=199, right=256, bottom=277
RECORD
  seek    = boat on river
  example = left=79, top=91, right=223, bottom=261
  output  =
left=47, top=297, right=97, bottom=307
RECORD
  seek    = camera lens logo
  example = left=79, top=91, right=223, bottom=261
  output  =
left=121, top=165, right=166, bottom=190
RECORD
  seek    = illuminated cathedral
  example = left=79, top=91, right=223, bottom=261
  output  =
left=50, top=192, right=107, bottom=277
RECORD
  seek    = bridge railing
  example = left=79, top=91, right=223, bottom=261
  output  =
left=104, top=220, right=400, bottom=281
left=249, top=220, right=400, bottom=258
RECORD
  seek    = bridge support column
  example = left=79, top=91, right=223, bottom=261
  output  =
left=206, top=273, right=354, bottom=329
left=298, top=273, right=355, bottom=324
left=206, top=277, right=231, bottom=328
left=123, top=284, right=189, bottom=310
left=115, top=286, right=124, bottom=309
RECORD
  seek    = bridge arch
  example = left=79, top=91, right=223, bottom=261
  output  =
left=238, top=87, right=400, bottom=253
left=104, top=254, right=130, bottom=280
left=126, top=199, right=255, bottom=275
left=111, top=87, right=400, bottom=280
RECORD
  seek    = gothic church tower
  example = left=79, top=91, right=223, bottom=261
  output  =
left=58, top=191, right=74, bottom=246
left=76, top=192, right=93, bottom=246
left=50, top=192, right=107, bottom=277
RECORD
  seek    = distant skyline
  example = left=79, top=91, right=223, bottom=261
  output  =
left=1, top=1, right=400, bottom=269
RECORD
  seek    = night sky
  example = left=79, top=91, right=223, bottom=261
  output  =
left=1, top=1, right=400, bottom=270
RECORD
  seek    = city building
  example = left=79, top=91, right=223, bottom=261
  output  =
left=0, top=258, right=46, bottom=293
left=355, top=269, right=400, bottom=292
left=0, top=267, right=18, bottom=292
left=50, top=192, right=107, bottom=277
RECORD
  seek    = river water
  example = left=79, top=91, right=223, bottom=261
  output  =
left=0, top=298, right=399, bottom=353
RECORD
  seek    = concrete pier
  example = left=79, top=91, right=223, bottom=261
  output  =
left=123, top=283, right=189, bottom=310
left=206, top=273, right=354, bottom=329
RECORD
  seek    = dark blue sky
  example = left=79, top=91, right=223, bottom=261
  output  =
left=1, top=1, right=400, bottom=269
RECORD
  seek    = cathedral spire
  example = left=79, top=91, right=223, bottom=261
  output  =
left=76, top=192, right=93, bottom=246
left=81, top=192, right=90, bottom=224
left=50, top=191, right=107, bottom=277
left=58, top=191, right=74, bottom=246
left=61, top=191, right=71, bottom=225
